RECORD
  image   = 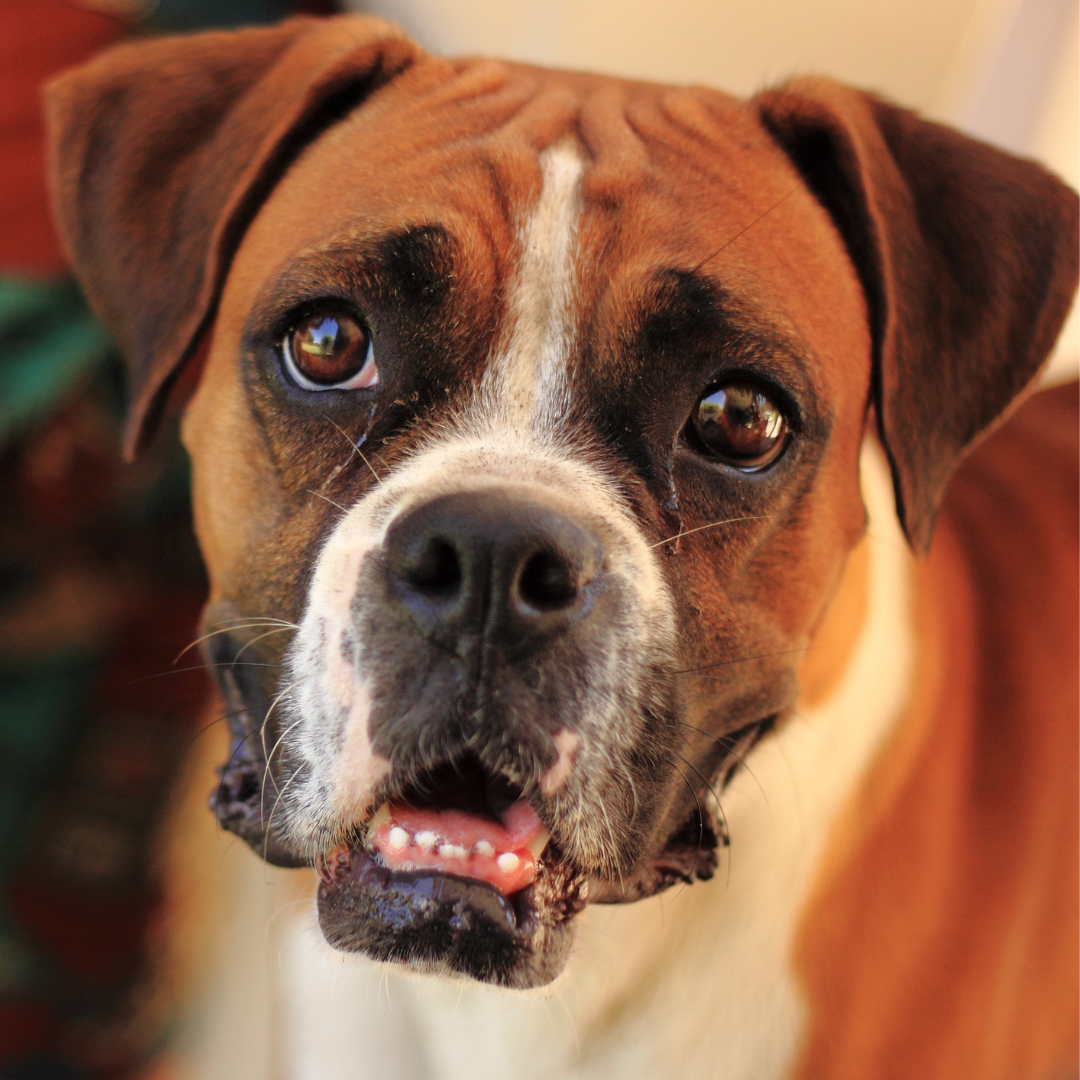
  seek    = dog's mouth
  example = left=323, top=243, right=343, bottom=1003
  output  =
left=310, top=749, right=732, bottom=985
left=208, top=627, right=738, bottom=986
left=313, top=755, right=587, bottom=987
left=329, top=765, right=550, bottom=895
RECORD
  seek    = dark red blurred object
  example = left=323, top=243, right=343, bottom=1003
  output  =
left=0, top=0, right=127, bottom=277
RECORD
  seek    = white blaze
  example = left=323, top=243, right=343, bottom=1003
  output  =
left=482, top=136, right=584, bottom=433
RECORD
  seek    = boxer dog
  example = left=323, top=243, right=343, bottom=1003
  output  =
left=46, top=16, right=1078, bottom=1078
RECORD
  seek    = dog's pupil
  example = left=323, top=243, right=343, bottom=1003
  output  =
left=695, top=384, right=786, bottom=465
left=292, top=311, right=368, bottom=383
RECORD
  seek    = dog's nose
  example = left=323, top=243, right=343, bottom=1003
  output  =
left=384, top=490, right=603, bottom=661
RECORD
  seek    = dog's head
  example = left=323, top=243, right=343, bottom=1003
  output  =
left=47, top=17, right=1077, bottom=987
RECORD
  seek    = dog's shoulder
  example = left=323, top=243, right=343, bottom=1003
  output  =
left=946, top=378, right=1078, bottom=591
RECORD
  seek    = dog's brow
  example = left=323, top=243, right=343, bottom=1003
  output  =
left=642, top=270, right=814, bottom=374
left=248, top=225, right=456, bottom=327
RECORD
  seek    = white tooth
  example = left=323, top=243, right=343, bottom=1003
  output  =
left=526, top=827, right=551, bottom=859
left=439, top=844, right=468, bottom=859
left=474, top=840, right=495, bottom=858
left=387, top=827, right=409, bottom=851
left=365, top=803, right=391, bottom=840
left=415, top=831, right=438, bottom=851
left=496, top=852, right=520, bottom=874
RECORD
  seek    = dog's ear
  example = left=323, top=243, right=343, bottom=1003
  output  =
left=755, top=77, right=1079, bottom=552
left=45, top=16, right=419, bottom=456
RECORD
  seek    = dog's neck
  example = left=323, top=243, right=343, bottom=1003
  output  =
left=179, top=436, right=916, bottom=1079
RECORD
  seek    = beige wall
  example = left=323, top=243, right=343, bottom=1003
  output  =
left=352, top=0, right=981, bottom=109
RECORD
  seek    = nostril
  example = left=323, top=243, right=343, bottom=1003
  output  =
left=403, top=537, right=462, bottom=599
left=517, top=550, right=579, bottom=612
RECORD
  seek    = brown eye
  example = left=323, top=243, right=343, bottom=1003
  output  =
left=690, top=383, right=789, bottom=469
left=283, top=310, right=377, bottom=391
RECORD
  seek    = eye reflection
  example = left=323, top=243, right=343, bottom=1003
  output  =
left=691, top=383, right=788, bottom=469
left=283, top=310, right=378, bottom=391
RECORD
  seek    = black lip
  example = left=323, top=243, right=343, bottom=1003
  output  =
left=206, top=633, right=306, bottom=868
left=317, top=842, right=586, bottom=988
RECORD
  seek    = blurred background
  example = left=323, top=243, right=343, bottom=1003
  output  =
left=0, top=0, right=1075, bottom=1076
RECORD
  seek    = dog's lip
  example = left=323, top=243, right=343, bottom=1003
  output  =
left=318, top=798, right=551, bottom=896
left=587, top=802, right=724, bottom=903
left=314, top=828, right=588, bottom=985
left=317, top=833, right=560, bottom=935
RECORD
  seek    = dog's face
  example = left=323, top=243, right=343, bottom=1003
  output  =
left=182, top=61, right=871, bottom=986
left=47, top=19, right=1077, bottom=990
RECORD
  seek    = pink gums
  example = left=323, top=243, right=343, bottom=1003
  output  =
left=369, top=799, right=546, bottom=895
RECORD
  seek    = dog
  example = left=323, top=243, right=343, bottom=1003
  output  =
left=45, top=15, right=1078, bottom=1078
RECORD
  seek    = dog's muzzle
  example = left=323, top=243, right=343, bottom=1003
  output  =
left=209, top=482, right=715, bottom=986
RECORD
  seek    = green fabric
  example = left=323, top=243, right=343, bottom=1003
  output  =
left=0, top=657, right=99, bottom=876
left=0, top=279, right=114, bottom=447
left=0, top=655, right=99, bottom=995
left=147, top=0, right=293, bottom=31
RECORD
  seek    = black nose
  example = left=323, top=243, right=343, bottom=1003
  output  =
left=384, top=490, right=604, bottom=663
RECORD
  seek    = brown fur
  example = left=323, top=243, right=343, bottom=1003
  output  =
left=795, top=382, right=1078, bottom=1078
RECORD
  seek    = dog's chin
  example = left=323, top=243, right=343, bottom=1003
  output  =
left=315, top=840, right=587, bottom=988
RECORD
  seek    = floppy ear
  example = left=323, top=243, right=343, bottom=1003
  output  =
left=45, top=15, right=419, bottom=456
left=755, top=77, right=1079, bottom=552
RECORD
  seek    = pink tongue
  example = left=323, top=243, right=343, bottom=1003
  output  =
left=369, top=799, right=545, bottom=895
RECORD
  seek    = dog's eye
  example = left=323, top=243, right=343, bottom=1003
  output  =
left=689, top=383, right=788, bottom=469
left=282, top=311, right=378, bottom=391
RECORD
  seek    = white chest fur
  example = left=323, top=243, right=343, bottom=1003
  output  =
left=179, top=440, right=913, bottom=1080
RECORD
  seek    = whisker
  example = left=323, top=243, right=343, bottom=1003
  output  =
left=675, top=752, right=729, bottom=850
left=233, top=625, right=297, bottom=661
left=671, top=762, right=707, bottom=893
left=259, top=676, right=304, bottom=789
left=648, top=515, right=770, bottom=550
left=354, top=446, right=384, bottom=489
left=679, top=721, right=768, bottom=806
left=691, top=183, right=803, bottom=274
left=306, top=489, right=349, bottom=514
left=596, top=796, right=625, bottom=895
left=174, top=620, right=299, bottom=663
left=676, top=673, right=739, bottom=683
left=189, top=705, right=250, bottom=741
left=213, top=723, right=267, bottom=812
left=262, top=713, right=307, bottom=797
left=217, top=617, right=298, bottom=625
left=615, top=756, right=640, bottom=824
left=323, top=413, right=384, bottom=488
left=262, top=715, right=309, bottom=845
left=123, top=661, right=280, bottom=687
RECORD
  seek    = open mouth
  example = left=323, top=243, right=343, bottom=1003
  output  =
left=314, top=756, right=587, bottom=987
